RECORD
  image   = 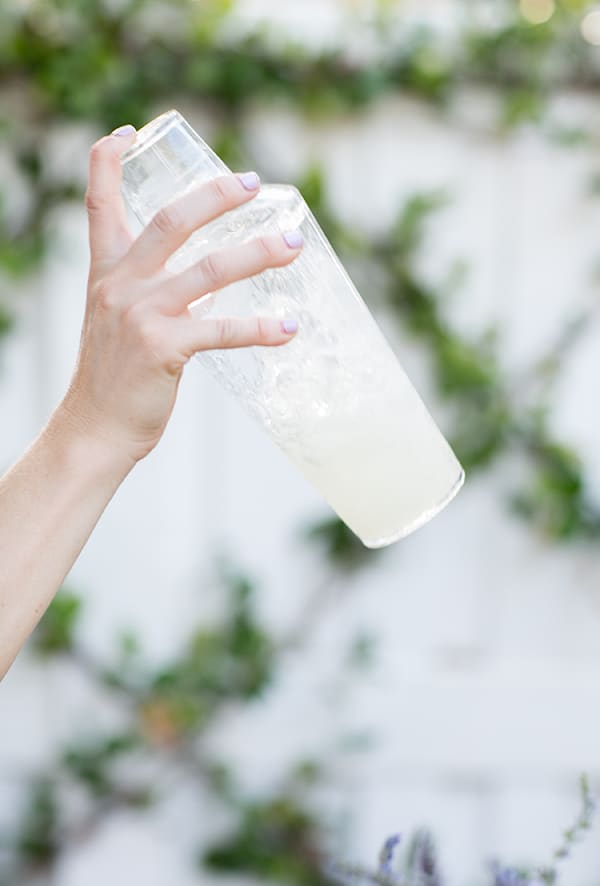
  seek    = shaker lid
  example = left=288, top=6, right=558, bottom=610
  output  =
left=120, top=109, right=230, bottom=226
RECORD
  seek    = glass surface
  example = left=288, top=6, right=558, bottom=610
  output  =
left=121, top=110, right=465, bottom=547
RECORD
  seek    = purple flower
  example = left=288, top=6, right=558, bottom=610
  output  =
left=378, top=834, right=402, bottom=875
left=490, top=861, right=529, bottom=886
left=410, top=831, right=443, bottom=886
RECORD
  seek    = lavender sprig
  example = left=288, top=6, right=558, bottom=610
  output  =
left=328, top=834, right=404, bottom=886
left=489, top=775, right=597, bottom=886
left=331, top=776, right=597, bottom=886
left=490, top=862, right=531, bottom=886
left=537, top=774, right=597, bottom=884
left=407, top=830, right=443, bottom=886
left=329, top=860, right=406, bottom=886
left=379, top=834, right=402, bottom=877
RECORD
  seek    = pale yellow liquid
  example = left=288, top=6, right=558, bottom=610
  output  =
left=185, top=187, right=464, bottom=547
left=280, top=366, right=464, bottom=547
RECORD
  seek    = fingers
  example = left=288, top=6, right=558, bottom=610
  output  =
left=179, top=315, right=299, bottom=355
left=162, top=230, right=304, bottom=313
left=126, top=172, right=262, bottom=274
left=86, top=125, right=137, bottom=267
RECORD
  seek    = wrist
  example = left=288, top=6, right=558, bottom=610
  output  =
left=46, top=399, right=138, bottom=486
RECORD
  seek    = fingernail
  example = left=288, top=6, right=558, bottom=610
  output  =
left=238, top=171, right=260, bottom=191
left=283, top=230, right=303, bottom=249
left=112, top=124, right=136, bottom=137
left=281, top=318, right=298, bottom=335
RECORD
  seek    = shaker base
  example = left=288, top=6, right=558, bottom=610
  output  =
left=360, top=469, right=466, bottom=549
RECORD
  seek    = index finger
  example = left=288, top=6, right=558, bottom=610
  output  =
left=85, top=125, right=137, bottom=268
left=124, top=173, right=262, bottom=276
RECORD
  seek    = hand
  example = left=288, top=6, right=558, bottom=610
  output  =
left=59, top=125, right=303, bottom=465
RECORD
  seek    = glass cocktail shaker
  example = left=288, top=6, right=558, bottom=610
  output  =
left=120, top=110, right=464, bottom=547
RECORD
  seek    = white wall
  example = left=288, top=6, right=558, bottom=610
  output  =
left=3, top=4, right=600, bottom=886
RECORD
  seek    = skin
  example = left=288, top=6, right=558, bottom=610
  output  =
left=0, top=126, right=303, bottom=678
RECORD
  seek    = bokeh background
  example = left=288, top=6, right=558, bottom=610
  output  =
left=2, top=1, right=600, bottom=884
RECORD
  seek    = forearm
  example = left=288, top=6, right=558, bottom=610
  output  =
left=0, top=126, right=302, bottom=680
left=0, top=405, right=135, bottom=676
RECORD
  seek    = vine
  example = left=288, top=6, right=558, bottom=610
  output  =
left=2, top=0, right=600, bottom=542
left=2, top=0, right=600, bottom=881
left=0, top=567, right=369, bottom=885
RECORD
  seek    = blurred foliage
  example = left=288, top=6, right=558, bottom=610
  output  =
left=61, top=733, right=144, bottom=800
left=31, top=590, right=81, bottom=655
left=204, top=793, right=336, bottom=886
left=2, top=0, right=600, bottom=882
left=0, top=573, right=342, bottom=884
left=0, top=305, right=13, bottom=339
left=139, top=573, right=275, bottom=739
left=302, top=166, right=600, bottom=541
left=304, top=514, right=381, bottom=571
left=1, top=0, right=599, bottom=547
left=12, top=779, right=60, bottom=874
left=513, top=434, right=600, bottom=540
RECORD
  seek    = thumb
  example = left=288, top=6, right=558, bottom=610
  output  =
left=86, top=124, right=137, bottom=269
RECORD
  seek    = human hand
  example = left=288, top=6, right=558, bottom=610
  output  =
left=59, top=124, right=303, bottom=465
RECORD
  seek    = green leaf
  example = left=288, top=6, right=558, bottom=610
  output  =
left=204, top=794, right=335, bottom=886
left=61, top=733, right=141, bottom=798
left=347, top=632, right=377, bottom=669
left=0, top=304, right=14, bottom=338
left=304, top=516, right=379, bottom=572
left=32, top=591, right=82, bottom=656
left=14, top=778, right=60, bottom=867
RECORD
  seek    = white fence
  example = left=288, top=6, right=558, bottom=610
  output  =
left=3, top=5, right=600, bottom=885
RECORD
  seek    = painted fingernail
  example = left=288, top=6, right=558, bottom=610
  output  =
left=238, top=171, right=260, bottom=191
left=112, top=124, right=136, bottom=137
left=283, top=230, right=303, bottom=249
left=281, top=318, right=298, bottom=335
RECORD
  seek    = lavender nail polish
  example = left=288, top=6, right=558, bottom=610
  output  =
left=238, top=171, right=260, bottom=191
left=283, top=230, right=303, bottom=249
left=281, top=318, right=298, bottom=335
left=112, top=124, right=136, bottom=137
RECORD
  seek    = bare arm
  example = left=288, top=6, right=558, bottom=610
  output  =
left=0, top=125, right=302, bottom=677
